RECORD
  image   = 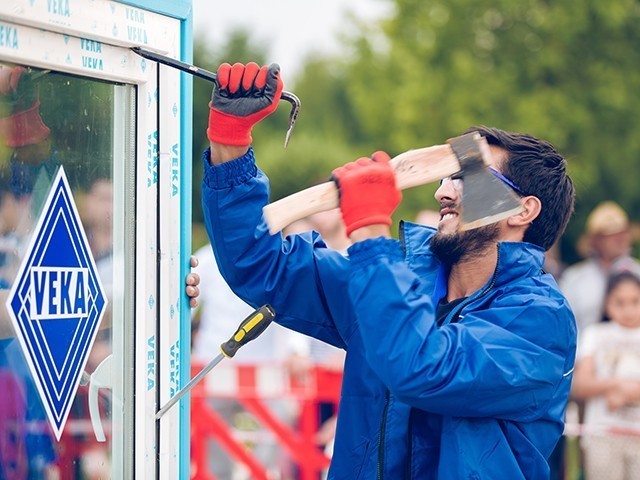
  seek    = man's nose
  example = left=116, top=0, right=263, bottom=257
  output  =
left=435, top=177, right=461, bottom=203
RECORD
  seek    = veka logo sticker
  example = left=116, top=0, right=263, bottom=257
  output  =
left=6, top=167, right=108, bottom=440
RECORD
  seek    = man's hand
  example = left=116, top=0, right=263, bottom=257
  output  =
left=185, top=255, right=201, bottom=309
left=207, top=62, right=283, bottom=148
left=331, top=151, right=402, bottom=238
left=0, top=66, right=50, bottom=150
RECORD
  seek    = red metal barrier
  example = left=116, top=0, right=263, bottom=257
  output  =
left=190, top=362, right=342, bottom=480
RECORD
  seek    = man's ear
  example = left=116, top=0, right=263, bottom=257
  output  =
left=507, top=196, right=541, bottom=227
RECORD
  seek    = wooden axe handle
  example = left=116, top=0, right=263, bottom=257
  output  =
left=263, top=143, right=463, bottom=234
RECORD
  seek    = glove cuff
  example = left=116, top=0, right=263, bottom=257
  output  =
left=207, top=106, right=253, bottom=146
left=0, top=100, right=51, bottom=148
left=344, top=215, right=393, bottom=237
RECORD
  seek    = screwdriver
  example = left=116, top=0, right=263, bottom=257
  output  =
left=155, top=304, right=275, bottom=420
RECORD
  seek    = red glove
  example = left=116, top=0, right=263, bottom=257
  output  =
left=207, top=62, right=284, bottom=146
left=0, top=66, right=50, bottom=148
left=331, top=151, right=402, bottom=236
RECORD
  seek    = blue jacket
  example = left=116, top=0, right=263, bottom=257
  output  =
left=201, top=148, right=577, bottom=479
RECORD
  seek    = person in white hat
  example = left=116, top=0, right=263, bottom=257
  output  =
left=560, top=201, right=640, bottom=333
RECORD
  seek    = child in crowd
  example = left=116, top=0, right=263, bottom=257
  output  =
left=571, top=271, right=640, bottom=480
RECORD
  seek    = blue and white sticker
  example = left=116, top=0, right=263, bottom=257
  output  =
left=5, top=166, right=108, bottom=440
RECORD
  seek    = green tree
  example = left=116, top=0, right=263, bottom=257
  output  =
left=292, top=0, right=640, bottom=261
left=193, top=1, right=640, bottom=261
left=191, top=29, right=364, bottom=240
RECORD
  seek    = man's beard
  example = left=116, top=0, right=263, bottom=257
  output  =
left=430, top=223, right=500, bottom=266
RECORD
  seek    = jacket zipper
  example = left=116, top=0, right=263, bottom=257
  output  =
left=377, top=389, right=391, bottom=480
left=399, top=221, right=407, bottom=257
left=399, top=222, right=410, bottom=479
left=405, top=408, right=413, bottom=479
left=442, top=244, right=501, bottom=326
left=398, top=228, right=500, bottom=478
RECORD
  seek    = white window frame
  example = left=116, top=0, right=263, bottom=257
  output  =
left=0, top=1, right=188, bottom=478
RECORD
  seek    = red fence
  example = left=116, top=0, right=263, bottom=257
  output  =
left=190, top=362, right=343, bottom=480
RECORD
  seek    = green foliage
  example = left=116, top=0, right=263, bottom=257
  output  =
left=346, top=0, right=640, bottom=262
left=193, top=0, right=640, bottom=262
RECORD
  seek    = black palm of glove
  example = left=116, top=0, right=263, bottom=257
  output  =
left=207, top=62, right=283, bottom=146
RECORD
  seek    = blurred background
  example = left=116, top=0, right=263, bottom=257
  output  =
left=189, top=0, right=640, bottom=268
left=187, top=6, right=640, bottom=475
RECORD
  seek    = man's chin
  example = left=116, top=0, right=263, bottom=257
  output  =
left=430, top=231, right=466, bottom=265
left=435, top=223, right=458, bottom=237
left=430, top=223, right=500, bottom=265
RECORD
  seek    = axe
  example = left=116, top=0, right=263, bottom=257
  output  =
left=262, top=133, right=524, bottom=234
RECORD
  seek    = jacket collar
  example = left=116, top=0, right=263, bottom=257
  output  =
left=400, top=221, right=547, bottom=289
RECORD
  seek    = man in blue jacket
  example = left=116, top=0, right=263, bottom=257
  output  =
left=199, top=62, right=577, bottom=479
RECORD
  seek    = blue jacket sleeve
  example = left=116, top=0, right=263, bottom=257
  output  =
left=201, top=148, right=349, bottom=349
left=347, top=237, right=574, bottom=421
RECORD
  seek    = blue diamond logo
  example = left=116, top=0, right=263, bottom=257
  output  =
left=6, top=167, right=108, bottom=440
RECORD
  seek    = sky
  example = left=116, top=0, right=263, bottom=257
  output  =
left=191, top=0, right=391, bottom=77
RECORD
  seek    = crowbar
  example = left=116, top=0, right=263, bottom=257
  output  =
left=155, top=304, right=275, bottom=420
left=132, top=47, right=300, bottom=148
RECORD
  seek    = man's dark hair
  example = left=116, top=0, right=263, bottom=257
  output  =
left=464, top=126, right=575, bottom=251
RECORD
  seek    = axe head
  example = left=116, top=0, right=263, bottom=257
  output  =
left=447, top=133, right=524, bottom=231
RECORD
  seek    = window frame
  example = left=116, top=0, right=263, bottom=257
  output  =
left=0, top=2, right=193, bottom=478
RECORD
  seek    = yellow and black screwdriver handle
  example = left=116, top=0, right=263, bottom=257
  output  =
left=155, top=304, right=275, bottom=420
left=220, top=304, right=275, bottom=358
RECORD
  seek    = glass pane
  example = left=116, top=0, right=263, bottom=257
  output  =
left=0, top=63, right=134, bottom=478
